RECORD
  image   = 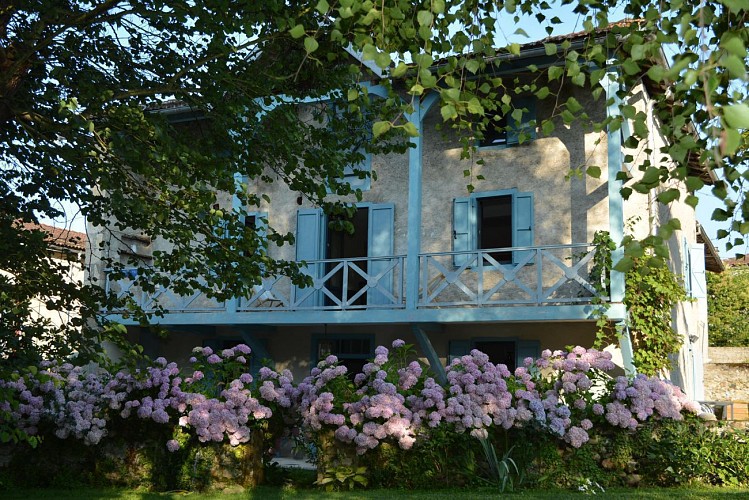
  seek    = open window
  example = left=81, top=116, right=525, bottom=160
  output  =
left=294, top=203, right=394, bottom=307
left=453, top=189, right=534, bottom=267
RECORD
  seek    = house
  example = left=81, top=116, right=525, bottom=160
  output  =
left=10, top=222, right=87, bottom=332
left=92, top=23, right=722, bottom=399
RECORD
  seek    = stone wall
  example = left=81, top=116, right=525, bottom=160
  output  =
left=704, top=347, right=749, bottom=402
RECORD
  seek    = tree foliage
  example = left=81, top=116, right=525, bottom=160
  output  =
left=707, top=266, right=749, bottom=347
left=1, top=0, right=747, bottom=364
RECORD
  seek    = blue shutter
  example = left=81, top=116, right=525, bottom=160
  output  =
left=516, top=340, right=540, bottom=369
left=453, top=197, right=474, bottom=267
left=690, top=244, right=707, bottom=299
left=507, top=97, right=537, bottom=145
left=367, top=203, right=395, bottom=305
left=683, top=238, right=692, bottom=296
left=294, top=208, right=324, bottom=307
left=448, top=340, right=471, bottom=365
left=344, top=153, right=372, bottom=191
left=513, top=192, right=534, bottom=264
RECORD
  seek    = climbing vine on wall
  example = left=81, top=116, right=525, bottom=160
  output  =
left=592, top=231, right=687, bottom=376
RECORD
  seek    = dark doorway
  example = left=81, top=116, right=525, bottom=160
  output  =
left=474, top=340, right=516, bottom=371
left=477, top=196, right=513, bottom=264
left=325, top=208, right=369, bottom=306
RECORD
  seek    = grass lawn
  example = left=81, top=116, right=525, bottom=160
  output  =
left=5, top=486, right=749, bottom=499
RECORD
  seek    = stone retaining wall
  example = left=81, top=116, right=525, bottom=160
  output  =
left=704, top=347, right=749, bottom=403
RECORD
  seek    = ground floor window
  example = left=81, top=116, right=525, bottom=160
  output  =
left=449, top=338, right=539, bottom=371
left=314, top=335, right=374, bottom=376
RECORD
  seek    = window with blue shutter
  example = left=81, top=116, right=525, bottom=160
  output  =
left=450, top=338, right=540, bottom=371
left=448, top=340, right=471, bottom=364
left=343, top=153, right=372, bottom=191
left=294, top=204, right=394, bottom=307
left=478, top=96, right=537, bottom=148
left=452, top=190, right=534, bottom=266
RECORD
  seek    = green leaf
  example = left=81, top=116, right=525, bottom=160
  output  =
left=391, top=62, right=409, bottom=78
left=417, top=10, right=433, bottom=26
left=440, top=104, right=458, bottom=121
left=374, top=51, right=391, bottom=69
left=303, top=37, right=318, bottom=54
left=641, top=167, right=661, bottom=185
left=723, top=104, right=749, bottom=129
left=315, top=0, right=330, bottom=13
left=565, top=97, right=582, bottom=114
left=347, top=89, right=358, bottom=101
left=685, top=176, right=704, bottom=192
left=465, top=59, right=480, bottom=74
left=656, top=188, right=680, bottom=204
left=614, top=256, right=635, bottom=272
left=587, top=166, right=601, bottom=178
left=548, top=65, right=563, bottom=81
left=467, top=98, right=483, bottom=115
left=403, top=122, right=419, bottom=137
left=372, top=121, right=391, bottom=137
left=544, top=43, right=557, bottom=56
left=289, top=24, right=305, bottom=39
left=541, top=119, right=555, bottom=135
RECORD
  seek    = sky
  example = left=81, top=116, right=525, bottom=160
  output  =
left=37, top=2, right=743, bottom=258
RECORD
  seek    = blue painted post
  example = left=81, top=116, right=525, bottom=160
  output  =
left=412, top=325, right=446, bottom=384
left=405, top=93, right=439, bottom=310
left=604, top=68, right=635, bottom=374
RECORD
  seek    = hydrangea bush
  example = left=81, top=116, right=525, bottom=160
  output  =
left=0, top=344, right=284, bottom=452
left=0, top=341, right=707, bottom=490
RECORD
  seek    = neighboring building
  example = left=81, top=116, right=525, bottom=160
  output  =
left=21, top=222, right=87, bottom=329
left=93, top=24, right=721, bottom=398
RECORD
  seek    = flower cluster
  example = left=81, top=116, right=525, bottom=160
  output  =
left=294, top=343, right=701, bottom=453
left=0, top=342, right=702, bottom=456
left=0, top=344, right=283, bottom=452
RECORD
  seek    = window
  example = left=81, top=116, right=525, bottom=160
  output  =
left=448, top=339, right=540, bottom=371
left=294, top=204, right=394, bottom=307
left=343, top=153, right=372, bottom=191
left=477, top=96, right=537, bottom=149
left=314, top=335, right=374, bottom=377
left=453, top=189, right=534, bottom=266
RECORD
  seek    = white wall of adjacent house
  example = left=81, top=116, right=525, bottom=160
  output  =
left=622, top=82, right=708, bottom=400
left=30, top=249, right=86, bottom=332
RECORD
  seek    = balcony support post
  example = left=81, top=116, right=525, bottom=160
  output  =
left=405, top=93, right=440, bottom=310
left=603, top=68, right=636, bottom=375
left=412, top=324, right=446, bottom=384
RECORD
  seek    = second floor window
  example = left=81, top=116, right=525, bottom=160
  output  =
left=478, top=96, right=537, bottom=149
left=453, top=189, right=534, bottom=267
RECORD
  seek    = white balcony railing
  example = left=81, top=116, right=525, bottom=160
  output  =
left=104, top=244, right=608, bottom=314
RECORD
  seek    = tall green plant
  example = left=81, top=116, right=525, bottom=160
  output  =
left=592, top=231, right=687, bottom=375
left=625, top=261, right=687, bottom=375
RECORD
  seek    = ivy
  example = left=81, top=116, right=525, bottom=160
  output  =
left=592, top=232, right=687, bottom=376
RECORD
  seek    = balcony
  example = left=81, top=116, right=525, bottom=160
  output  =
left=104, top=243, right=619, bottom=324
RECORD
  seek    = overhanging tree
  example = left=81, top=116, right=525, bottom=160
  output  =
left=1, top=0, right=747, bottom=365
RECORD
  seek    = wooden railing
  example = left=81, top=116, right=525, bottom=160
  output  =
left=104, top=244, right=607, bottom=314
left=418, top=244, right=607, bottom=307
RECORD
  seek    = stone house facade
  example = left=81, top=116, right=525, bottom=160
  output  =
left=93, top=28, right=722, bottom=399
